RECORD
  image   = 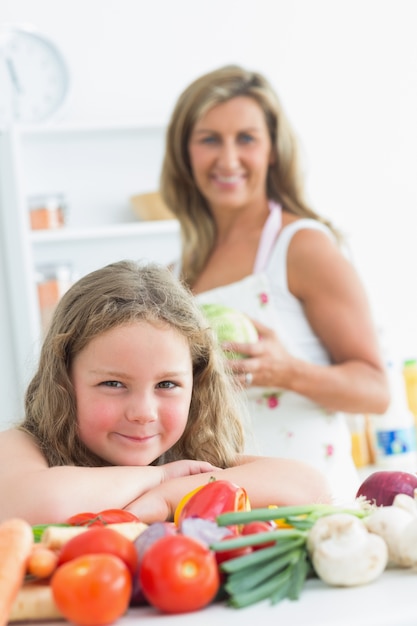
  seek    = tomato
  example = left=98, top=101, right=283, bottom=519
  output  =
left=177, top=479, right=250, bottom=527
left=67, top=508, right=140, bottom=526
left=139, top=534, right=220, bottom=613
left=241, top=521, right=276, bottom=550
left=51, top=553, right=131, bottom=626
left=57, top=526, right=138, bottom=576
left=214, top=527, right=252, bottom=566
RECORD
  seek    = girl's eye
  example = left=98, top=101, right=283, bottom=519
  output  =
left=102, top=380, right=123, bottom=388
left=157, top=380, right=176, bottom=389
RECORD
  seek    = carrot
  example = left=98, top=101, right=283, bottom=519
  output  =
left=0, top=518, right=34, bottom=626
left=41, top=520, right=148, bottom=549
left=27, top=545, right=59, bottom=579
left=8, top=582, right=63, bottom=622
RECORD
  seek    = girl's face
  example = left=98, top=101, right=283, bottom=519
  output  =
left=71, top=321, right=193, bottom=466
left=188, top=96, right=273, bottom=214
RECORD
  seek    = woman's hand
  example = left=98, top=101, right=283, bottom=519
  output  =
left=223, top=318, right=293, bottom=389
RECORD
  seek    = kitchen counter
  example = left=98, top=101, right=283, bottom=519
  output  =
left=28, top=568, right=417, bottom=626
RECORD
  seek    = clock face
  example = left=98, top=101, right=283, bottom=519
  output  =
left=0, top=25, right=69, bottom=125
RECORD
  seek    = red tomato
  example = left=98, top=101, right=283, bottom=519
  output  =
left=241, top=521, right=276, bottom=550
left=67, top=508, right=140, bottom=526
left=139, top=534, right=220, bottom=613
left=215, top=527, right=253, bottom=566
left=51, top=553, right=131, bottom=626
left=57, top=526, right=138, bottom=576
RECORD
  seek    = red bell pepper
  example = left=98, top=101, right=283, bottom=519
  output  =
left=177, top=479, right=250, bottom=526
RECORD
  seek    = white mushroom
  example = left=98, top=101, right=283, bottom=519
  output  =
left=364, top=493, right=417, bottom=567
left=397, top=518, right=417, bottom=567
left=307, top=513, right=388, bottom=587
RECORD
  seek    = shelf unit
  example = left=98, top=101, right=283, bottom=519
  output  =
left=0, top=122, right=180, bottom=417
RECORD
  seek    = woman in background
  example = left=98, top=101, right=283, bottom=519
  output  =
left=160, top=64, right=389, bottom=502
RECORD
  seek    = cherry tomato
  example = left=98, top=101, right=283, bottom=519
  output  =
left=51, top=553, right=131, bottom=626
left=241, top=521, right=276, bottom=550
left=214, top=527, right=253, bottom=566
left=57, top=526, right=138, bottom=576
left=67, top=508, right=140, bottom=526
left=139, top=534, right=220, bottom=613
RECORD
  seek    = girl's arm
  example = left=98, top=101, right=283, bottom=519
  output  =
left=0, top=429, right=218, bottom=524
left=124, top=456, right=333, bottom=524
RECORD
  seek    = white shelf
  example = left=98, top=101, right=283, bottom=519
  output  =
left=9, top=119, right=168, bottom=135
left=30, top=219, right=179, bottom=243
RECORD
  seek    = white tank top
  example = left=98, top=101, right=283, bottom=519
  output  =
left=173, top=202, right=359, bottom=503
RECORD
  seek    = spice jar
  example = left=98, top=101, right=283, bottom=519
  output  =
left=36, top=263, right=74, bottom=334
left=28, top=194, right=67, bottom=230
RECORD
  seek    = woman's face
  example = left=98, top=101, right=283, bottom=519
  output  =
left=71, top=321, right=193, bottom=466
left=188, top=96, right=273, bottom=214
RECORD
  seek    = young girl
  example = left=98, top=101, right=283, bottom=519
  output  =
left=0, top=260, right=330, bottom=524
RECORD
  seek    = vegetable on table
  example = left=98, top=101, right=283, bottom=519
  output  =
left=8, top=583, right=63, bottom=623
left=176, top=478, right=250, bottom=528
left=27, top=545, right=59, bottom=579
left=364, top=492, right=417, bottom=567
left=57, top=526, right=139, bottom=577
left=0, top=517, right=34, bottom=626
left=306, top=513, right=388, bottom=586
left=39, top=520, right=147, bottom=549
left=356, top=470, right=417, bottom=506
left=51, top=553, right=131, bottom=626
left=67, top=508, right=141, bottom=526
left=139, top=534, right=220, bottom=614
left=211, top=502, right=372, bottom=608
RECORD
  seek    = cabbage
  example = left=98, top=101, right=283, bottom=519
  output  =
left=200, top=303, right=258, bottom=358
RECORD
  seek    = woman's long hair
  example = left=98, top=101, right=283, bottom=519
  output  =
left=160, top=64, right=341, bottom=286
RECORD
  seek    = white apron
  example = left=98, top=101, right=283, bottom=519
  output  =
left=185, top=203, right=359, bottom=503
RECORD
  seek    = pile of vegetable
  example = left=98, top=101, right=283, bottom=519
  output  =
left=4, top=469, right=417, bottom=625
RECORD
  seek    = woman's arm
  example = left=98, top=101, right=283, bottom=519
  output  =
left=227, top=229, right=389, bottom=414
left=124, top=456, right=332, bottom=523
left=0, top=429, right=219, bottom=524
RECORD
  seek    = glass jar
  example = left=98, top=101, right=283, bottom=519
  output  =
left=36, top=263, right=74, bottom=334
left=28, top=194, right=67, bottom=230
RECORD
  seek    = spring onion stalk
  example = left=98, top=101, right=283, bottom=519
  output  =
left=217, top=503, right=368, bottom=528
left=210, top=528, right=306, bottom=553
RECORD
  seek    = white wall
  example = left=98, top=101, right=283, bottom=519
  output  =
left=1, top=0, right=417, bottom=391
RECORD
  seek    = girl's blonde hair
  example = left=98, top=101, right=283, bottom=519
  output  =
left=160, top=64, right=341, bottom=286
left=20, top=260, right=245, bottom=468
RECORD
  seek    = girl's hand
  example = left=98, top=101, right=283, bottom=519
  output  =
left=161, top=460, right=220, bottom=482
left=126, top=465, right=220, bottom=524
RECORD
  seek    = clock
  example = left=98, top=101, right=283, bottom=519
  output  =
left=0, top=24, right=70, bottom=126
